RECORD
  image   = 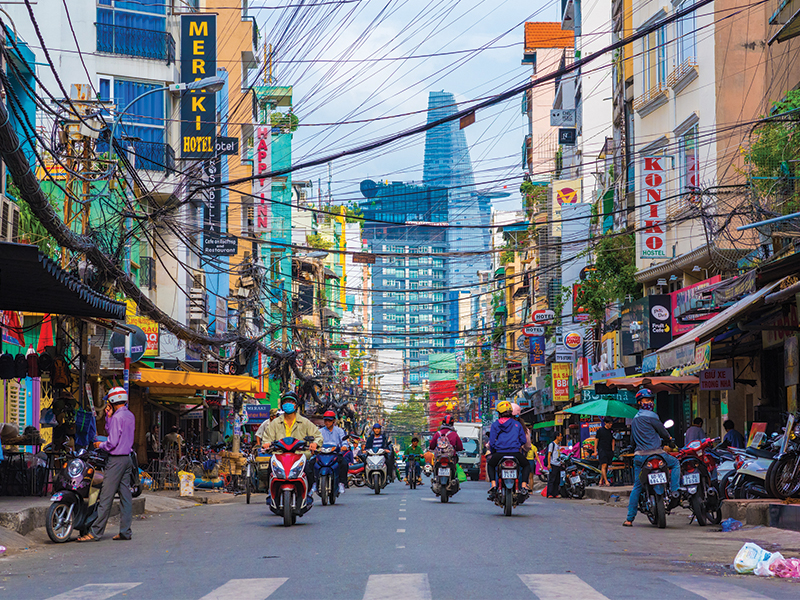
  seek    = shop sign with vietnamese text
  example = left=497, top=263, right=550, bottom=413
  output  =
left=699, top=368, right=733, bottom=391
left=552, top=362, right=572, bottom=403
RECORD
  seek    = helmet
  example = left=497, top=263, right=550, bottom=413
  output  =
left=105, top=387, right=128, bottom=405
left=442, top=415, right=454, bottom=427
left=635, top=388, right=654, bottom=402
left=511, top=403, right=522, bottom=417
left=323, top=410, right=336, bottom=420
left=372, top=423, right=382, bottom=430
left=496, top=400, right=512, bottom=414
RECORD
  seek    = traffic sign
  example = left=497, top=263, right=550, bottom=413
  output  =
left=109, top=325, right=148, bottom=363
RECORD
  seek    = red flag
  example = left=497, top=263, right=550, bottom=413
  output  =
left=37, top=314, right=54, bottom=353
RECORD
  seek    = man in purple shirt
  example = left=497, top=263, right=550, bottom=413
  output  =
left=78, top=387, right=136, bottom=542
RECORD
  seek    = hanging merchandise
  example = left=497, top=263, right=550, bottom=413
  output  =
left=39, top=407, right=58, bottom=427
left=74, top=407, right=97, bottom=449
left=26, top=346, right=39, bottom=378
left=0, top=352, right=14, bottom=379
left=37, top=351, right=53, bottom=374
left=51, top=357, right=70, bottom=388
left=13, top=353, right=27, bottom=379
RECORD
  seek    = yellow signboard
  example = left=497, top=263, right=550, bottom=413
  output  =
left=551, top=179, right=582, bottom=237
left=126, top=301, right=159, bottom=357
left=552, top=362, right=572, bottom=403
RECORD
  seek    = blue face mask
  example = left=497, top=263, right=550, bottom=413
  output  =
left=282, top=402, right=296, bottom=414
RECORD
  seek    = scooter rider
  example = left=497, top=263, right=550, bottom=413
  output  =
left=623, top=388, right=680, bottom=527
left=317, top=410, right=348, bottom=494
left=429, top=415, right=463, bottom=479
left=364, top=423, right=395, bottom=481
left=261, top=391, right=323, bottom=504
left=486, top=401, right=530, bottom=501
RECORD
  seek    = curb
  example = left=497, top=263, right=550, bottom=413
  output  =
left=0, top=497, right=145, bottom=536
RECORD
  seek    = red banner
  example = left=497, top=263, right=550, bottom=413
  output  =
left=429, top=380, right=457, bottom=432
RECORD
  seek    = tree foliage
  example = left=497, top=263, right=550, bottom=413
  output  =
left=575, top=233, right=640, bottom=323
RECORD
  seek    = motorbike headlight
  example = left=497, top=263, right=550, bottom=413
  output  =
left=288, top=455, right=306, bottom=480
left=67, top=459, right=84, bottom=478
left=271, top=456, right=286, bottom=479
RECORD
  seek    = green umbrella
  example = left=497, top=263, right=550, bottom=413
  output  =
left=561, top=399, right=639, bottom=419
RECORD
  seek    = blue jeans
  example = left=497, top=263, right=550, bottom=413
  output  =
left=626, top=453, right=680, bottom=522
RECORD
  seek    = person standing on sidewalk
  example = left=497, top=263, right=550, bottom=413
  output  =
left=79, top=387, right=136, bottom=542
left=546, top=432, right=565, bottom=498
left=596, top=417, right=615, bottom=486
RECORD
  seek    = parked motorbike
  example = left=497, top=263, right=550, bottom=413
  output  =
left=493, top=455, right=524, bottom=516
left=678, top=438, right=721, bottom=526
left=315, top=445, right=341, bottom=506
left=766, top=413, right=800, bottom=499
left=268, top=436, right=313, bottom=527
left=729, top=443, right=776, bottom=499
left=364, top=448, right=390, bottom=494
left=348, top=460, right=366, bottom=487
left=46, top=447, right=139, bottom=543
left=557, top=445, right=586, bottom=499
left=431, top=455, right=459, bottom=503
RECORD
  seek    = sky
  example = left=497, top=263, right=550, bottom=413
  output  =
left=254, top=0, right=561, bottom=213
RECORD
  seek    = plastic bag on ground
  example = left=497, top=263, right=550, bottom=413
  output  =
left=754, top=552, right=784, bottom=577
left=178, top=470, right=194, bottom=497
left=720, top=518, right=743, bottom=532
left=734, top=542, right=772, bottom=574
left=773, top=557, right=800, bottom=578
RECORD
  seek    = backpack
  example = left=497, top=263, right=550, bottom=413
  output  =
left=435, top=430, right=455, bottom=458
left=38, top=352, right=54, bottom=374
left=0, top=353, right=14, bottom=379
left=52, top=357, right=71, bottom=388
left=14, top=353, right=27, bottom=379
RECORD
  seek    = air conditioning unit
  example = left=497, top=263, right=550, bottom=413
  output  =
left=1, top=197, right=20, bottom=242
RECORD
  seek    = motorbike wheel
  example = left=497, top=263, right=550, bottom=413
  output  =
left=705, top=487, right=722, bottom=525
left=282, top=489, right=293, bottom=527
left=46, top=501, right=75, bottom=543
left=409, top=471, right=416, bottom=490
left=770, top=453, right=800, bottom=499
left=330, top=480, right=336, bottom=505
left=739, top=477, right=766, bottom=500
left=320, top=475, right=329, bottom=506
left=538, top=473, right=547, bottom=483
left=373, top=473, right=381, bottom=495
left=572, top=483, right=585, bottom=500
left=720, top=472, right=736, bottom=500
left=654, top=494, right=666, bottom=529
left=503, top=488, right=513, bottom=517
left=440, top=487, right=449, bottom=503
left=131, top=484, right=142, bottom=498
left=690, top=494, right=707, bottom=526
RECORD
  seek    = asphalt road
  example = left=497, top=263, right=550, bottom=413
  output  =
left=3, top=481, right=800, bottom=600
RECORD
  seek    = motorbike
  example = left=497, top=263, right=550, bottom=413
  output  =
left=766, top=412, right=800, bottom=499
left=493, top=454, right=524, bottom=516
left=558, top=446, right=586, bottom=499
left=431, top=454, right=459, bottom=503
left=728, top=438, right=778, bottom=499
left=533, top=453, right=549, bottom=483
left=46, top=447, right=139, bottom=543
left=633, top=419, right=677, bottom=529
left=678, top=438, right=722, bottom=526
left=364, top=448, right=390, bottom=494
left=406, top=454, right=421, bottom=490
left=315, top=445, right=341, bottom=506
left=268, top=436, right=313, bottom=527
left=348, top=460, right=366, bottom=487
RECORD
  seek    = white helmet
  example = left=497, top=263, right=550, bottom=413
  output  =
left=106, top=386, right=128, bottom=405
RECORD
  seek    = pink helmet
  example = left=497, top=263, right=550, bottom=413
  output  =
left=511, top=403, right=522, bottom=417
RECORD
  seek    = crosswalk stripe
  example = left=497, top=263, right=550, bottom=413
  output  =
left=519, top=574, right=610, bottom=600
left=43, top=583, right=141, bottom=600
left=363, top=574, right=432, bottom=600
left=197, top=578, right=288, bottom=600
left=661, top=575, right=775, bottom=600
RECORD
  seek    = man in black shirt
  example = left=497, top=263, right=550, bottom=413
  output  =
left=596, top=417, right=615, bottom=486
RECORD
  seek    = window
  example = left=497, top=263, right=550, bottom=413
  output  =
left=676, top=1, right=696, bottom=64
left=680, top=124, right=699, bottom=191
left=643, top=26, right=667, bottom=92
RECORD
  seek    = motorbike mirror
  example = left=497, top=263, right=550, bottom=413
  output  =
left=664, top=419, right=675, bottom=429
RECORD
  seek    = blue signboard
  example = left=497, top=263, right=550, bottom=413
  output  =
left=529, top=335, right=545, bottom=366
left=244, top=404, right=272, bottom=424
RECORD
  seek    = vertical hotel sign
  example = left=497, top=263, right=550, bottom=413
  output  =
left=253, top=125, right=271, bottom=233
left=640, top=157, right=667, bottom=259
left=181, top=15, right=216, bottom=158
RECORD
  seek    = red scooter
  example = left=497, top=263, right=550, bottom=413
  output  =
left=268, top=437, right=313, bottom=527
left=678, top=437, right=722, bottom=525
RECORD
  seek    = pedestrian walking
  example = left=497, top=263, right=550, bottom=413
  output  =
left=546, top=432, right=565, bottom=498
left=78, top=387, right=135, bottom=542
left=596, top=417, right=615, bottom=486
left=684, top=418, right=707, bottom=444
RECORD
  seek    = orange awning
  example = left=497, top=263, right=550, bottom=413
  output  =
left=131, top=368, right=258, bottom=393
left=603, top=376, right=699, bottom=394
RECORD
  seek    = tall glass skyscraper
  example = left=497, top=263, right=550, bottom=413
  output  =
left=423, top=91, right=492, bottom=290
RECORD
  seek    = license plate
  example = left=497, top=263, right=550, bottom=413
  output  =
left=438, top=468, right=451, bottom=477
left=682, top=473, right=700, bottom=486
left=50, top=492, right=64, bottom=502
left=648, top=472, right=668, bottom=485
left=570, top=475, right=581, bottom=485
left=501, top=469, right=517, bottom=479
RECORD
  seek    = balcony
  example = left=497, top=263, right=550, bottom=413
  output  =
left=96, top=23, right=175, bottom=65
left=132, top=139, right=175, bottom=173
left=667, top=57, right=698, bottom=95
left=633, top=83, right=668, bottom=117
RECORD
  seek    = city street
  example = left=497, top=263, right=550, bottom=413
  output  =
left=3, top=482, right=800, bottom=600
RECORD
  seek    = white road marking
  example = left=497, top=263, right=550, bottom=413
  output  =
left=399, top=509, right=406, bottom=512
left=397, top=528, right=406, bottom=532
left=43, top=583, right=142, bottom=600
left=519, top=574, right=610, bottom=600
left=363, top=574, right=432, bottom=600
left=396, top=545, right=405, bottom=548
left=661, top=575, right=775, bottom=600
left=197, top=578, right=288, bottom=600
left=399, top=517, right=407, bottom=520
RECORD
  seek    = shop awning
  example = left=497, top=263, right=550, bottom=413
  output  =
left=131, top=367, right=258, bottom=393
left=653, top=278, right=785, bottom=370
left=323, top=267, right=339, bottom=280
left=604, top=376, right=699, bottom=394
left=0, top=241, right=126, bottom=319
left=532, top=420, right=556, bottom=429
